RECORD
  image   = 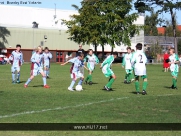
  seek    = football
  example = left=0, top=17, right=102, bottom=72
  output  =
left=75, top=85, right=82, bottom=91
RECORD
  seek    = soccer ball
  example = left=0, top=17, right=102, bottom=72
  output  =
left=75, top=85, right=82, bottom=91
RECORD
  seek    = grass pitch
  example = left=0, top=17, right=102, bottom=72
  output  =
left=0, top=63, right=181, bottom=135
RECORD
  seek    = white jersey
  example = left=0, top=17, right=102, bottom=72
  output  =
left=43, top=52, right=52, bottom=67
left=131, top=50, right=147, bottom=76
left=9, top=50, right=23, bottom=67
left=84, top=54, right=99, bottom=71
left=122, top=53, right=132, bottom=69
left=169, top=53, right=179, bottom=72
left=31, top=52, right=44, bottom=70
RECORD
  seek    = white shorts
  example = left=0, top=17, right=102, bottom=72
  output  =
left=11, top=66, right=20, bottom=73
left=71, top=71, right=83, bottom=80
left=31, top=67, right=43, bottom=76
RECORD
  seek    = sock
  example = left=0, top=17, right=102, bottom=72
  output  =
left=17, top=72, right=20, bottom=81
left=172, top=78, right=177, bottom=87
left=78, top=79, right=83, bottom=85
left=106, top=78, right=115, bottom=88
left=12, top=73, right=15, bottom=81
left=42, top=77, right=46, bottom=86
left=25, top=78, right=31, bottom=85
left=47, top=70, right=49, bottom=76
left=131, top=72, right=134, bottom=80
left=89, top=75, right=92, bottom=82
left=143, top=81, right=148, bottom=91
left=124, top=74, right=127, bottom=81
left=126, top=74, right=129, bottom=82
left=69, top=80, right=76, bottom=88
left=109, top=77, right=112, bottom=81
left=135, top=81, right=140, bottom=92
left=85, top=75, right=89, bottom=82
left=128, top=74, right=131, bottom=82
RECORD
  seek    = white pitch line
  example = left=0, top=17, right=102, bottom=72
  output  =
left=0, top=97, right=129, bottom=119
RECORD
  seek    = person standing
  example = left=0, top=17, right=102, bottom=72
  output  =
left=163, top=51, right=170, bottom=72
left=9, top=44, right=23, bottom=84
left=168, top=48, right=179, bottom=89
left=43, top=47, right=52, bottom=78
left=77, top=45, right=85, bottom=56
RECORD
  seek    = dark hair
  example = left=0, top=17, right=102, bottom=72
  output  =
left=16, top=44, right=21, bottom=48
left=136, top=43, right=142, bottom=50
left=44, top=47, right=49, bottom=50
left=170, top=47, right=175, bottom=53
left=88, top=49, right=93, bottom=53
left=112, top=52, right=118, bottom=56
left=78, top=53, right=84, bottom=58
left=127, top=47, right=131, bottom=50
left=131, top=49, right=135, bottom=52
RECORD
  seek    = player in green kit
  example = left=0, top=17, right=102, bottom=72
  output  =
left=131, top=43, right=148, bottom=95
left=122, top=47, right=133, bottom=84
left=100, top=52, right=118, bottom=91
left=84, top=49, right=99, bottom=85
left=168, top=47, right=180, bottom=89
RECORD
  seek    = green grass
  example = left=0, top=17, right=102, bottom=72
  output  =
left=0, top=63, right=181, bottom=135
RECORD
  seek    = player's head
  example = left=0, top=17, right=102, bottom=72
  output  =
left=44, top=47, right=49, bottom=53
left=112, top=52, right=118, bottom=58
left=16, top=44, right=21, bottom=52
left=78, top=52, right=84, bottom=60
left=79, top=44, right=82, bottom=49
left=36, top=46, right=43, bottom=54
left=131, top=49, right=135, bottom=53
left=88, top=49, right=93, bottom=55
left=169, top=47, right=175, bottom=55
left=127, top=47, right=131, bottom=54
left=136, top=43, right=142, bottom=50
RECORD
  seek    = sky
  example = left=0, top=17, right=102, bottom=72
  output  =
left=0, top=0, right=181, bottom=25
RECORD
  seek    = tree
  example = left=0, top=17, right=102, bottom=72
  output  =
left=144, top=10, right=160, bottom=36
left=178, top=39, right=181, bottom=55
left=0, top=27, right=10, bottom=48
left=63, top=0, right=142, bottom=58
left=134, top=0, right=181, bottom=53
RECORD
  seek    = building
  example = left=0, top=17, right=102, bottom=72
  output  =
left=0, top=5, right=144, bottom=62
left=157, top=25, right=181, bottom=35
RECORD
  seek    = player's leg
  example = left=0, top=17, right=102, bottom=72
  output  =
left=11, top=66, right=16, bottom=84
left=171, top=71, right=178, bottom=89
left=24, top=74, right=35, bottom=88
left=47, top=65, right=50, bottom=78
left=68, top=73, right=77, bottom=91
left=104, top=69, right=116, bottom=90
left=16, top=67, right=20, bottom=83
left=40, top=70, right=50, bottom=88
left=142, top=75, right=148, bottom=95
left=135, top=75, right=140, bottom=94
left=130, top=69, right=135, bottom=82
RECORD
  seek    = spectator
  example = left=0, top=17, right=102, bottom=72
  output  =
left=76, top=45, right=85, bottom=57
left=163, top=51, right=169, bottom=72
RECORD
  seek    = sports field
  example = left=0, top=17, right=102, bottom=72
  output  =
left=0, top=63, right=181, bottom=136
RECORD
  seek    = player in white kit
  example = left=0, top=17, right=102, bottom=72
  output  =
left=9, top=44, right=23, bottom=84
left=43, top=47, right=52, bottom=78
left=24, top=46, right=50, bottom=88
left=131, top=43, right=148, bottom=95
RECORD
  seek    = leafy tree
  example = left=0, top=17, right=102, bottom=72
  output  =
left=0, top=27, right=10, bottom=48
left=63, top=0, right=142, bottom=58
left=144, top=10, right=160, bottom=36
left=134, top=0, right=181, bottom=53
left=178, top=39, right=181, bottom=55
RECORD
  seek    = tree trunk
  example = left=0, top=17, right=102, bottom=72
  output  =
left=94, top=43, right=97, bottom=56
left=101, top=45, right=104, bottom=61
left=170, top=8, right=177, bottom=54
left=111, top=46, right=114, bottom=54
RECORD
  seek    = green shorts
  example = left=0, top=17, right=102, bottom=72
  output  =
left=135, top=75, right=147, bottom=79
left=104, top=68, right=114, bottom=77
left=171, top=71, right=178, bottom=77
left=126, top=69, right=133, bottom=74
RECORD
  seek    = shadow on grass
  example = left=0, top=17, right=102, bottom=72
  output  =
left=19, top=81, right=25, bottom=83
left=129, top=91, right=137, bottom=94
left=33, top=85, right=44, bottom=87
left=0, top=91, right=4, bottom=93
left=164, top=86, right=172, bottom=89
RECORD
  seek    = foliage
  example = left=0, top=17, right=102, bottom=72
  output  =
left=178, top=39, right=181, bottom=55
left=0, top=27, right=10, bottom=48
left=149, top=42, right=163, bottom=58
left=63, top=0, right=142, bottom=54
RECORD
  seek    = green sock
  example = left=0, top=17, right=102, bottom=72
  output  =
left=89, top=75, right=92, bottom=82
left=143, top=81, right=148, bottom=91
left=135, top=81, right=140, bottom=92
left=131, top=72, right=134, bottom=80
left=126, top=74, right=129, bottom=82
left=124, top=74, right=127, bottom=81
left=106, top=78, right=115, bottom=88
left=128, top=74, right=131, bottom=82
left=172, top=78, right=177, bottom=87
left=85, top=75, right=90, bottom=82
